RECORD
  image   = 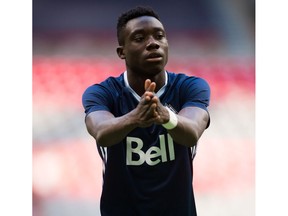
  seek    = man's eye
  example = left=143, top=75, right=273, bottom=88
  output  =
left=156, top=34, right=165, bottom=40
left=134, top=36, right=144, bottom=42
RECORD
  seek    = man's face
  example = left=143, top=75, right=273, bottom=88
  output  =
left=118, top=16, right=169, bottom=76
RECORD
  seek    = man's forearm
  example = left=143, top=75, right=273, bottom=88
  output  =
left=165, top=107, right=209, bottom=147
left=89, top=112, right=138, bottom=147
left=167, top=116, right=201, bottom=147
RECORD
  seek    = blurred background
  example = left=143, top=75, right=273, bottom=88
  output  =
left=33, top=0, right=255, bottom=215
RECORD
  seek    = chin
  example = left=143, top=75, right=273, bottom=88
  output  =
left=146, top=61, right=166, bottom=72
left=146, top=67, right=165, bottom=76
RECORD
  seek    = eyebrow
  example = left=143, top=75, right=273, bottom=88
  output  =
left=130, top=27, right=165, bottom=36
left=134, top=26, right=164, bottom=32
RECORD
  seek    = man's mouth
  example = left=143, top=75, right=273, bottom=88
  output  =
left=146, top=53, right=163, bottom=61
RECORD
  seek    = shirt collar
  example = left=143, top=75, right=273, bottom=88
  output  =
left=124, top=71, right=168, bottom=102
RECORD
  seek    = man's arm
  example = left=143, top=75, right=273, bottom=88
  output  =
left=85, top=79, right=209, bottom=147
left=148, top=83, right=209, bottom=147
left=85, top=110, right=136, bottom=147
left=85, top=81, right=159, bottom=147
left=150, top=97, right=209, bottom=147
left=166, top=106, right=209, bottom=147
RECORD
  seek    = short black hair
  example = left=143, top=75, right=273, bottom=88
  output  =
left=117, top=6, right=161, bottom=45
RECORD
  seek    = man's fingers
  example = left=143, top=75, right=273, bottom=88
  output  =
left=147, top=102, right=159, bottom=117
left=145, top=79, right=151, bottom=90
left=148, top=82, right=156, bottom=92
left=145, top=79, right=156, bottom=92
left=142, top=91, right=155, bottom=104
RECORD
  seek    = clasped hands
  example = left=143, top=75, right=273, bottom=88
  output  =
left=134, top=79, right=169, bottom=128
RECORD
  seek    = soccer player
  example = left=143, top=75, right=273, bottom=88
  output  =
left=82, top=6, right=210, bottom=216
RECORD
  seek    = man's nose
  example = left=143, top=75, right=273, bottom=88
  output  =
left=146, top=37, right=160, bottom=50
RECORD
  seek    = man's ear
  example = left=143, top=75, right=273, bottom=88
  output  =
left=116, top=46, right=125, bottom=59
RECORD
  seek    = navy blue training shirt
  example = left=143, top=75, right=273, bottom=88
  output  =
left=82, top=71, right=210, bottom=216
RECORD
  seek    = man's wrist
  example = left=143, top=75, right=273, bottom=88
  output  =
left=162, top=106, right=178, bottom=130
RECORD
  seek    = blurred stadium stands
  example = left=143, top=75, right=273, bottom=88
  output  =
left=33, top=1, right=255, bottom=215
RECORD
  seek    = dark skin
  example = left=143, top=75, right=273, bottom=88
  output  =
left=85, top=16, right=209, bottom=147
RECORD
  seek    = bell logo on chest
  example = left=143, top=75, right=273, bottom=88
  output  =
left=126, top=134, right=175, bottom=166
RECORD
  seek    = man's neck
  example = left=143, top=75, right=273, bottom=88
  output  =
left=125, top=71, right=167, bottom=96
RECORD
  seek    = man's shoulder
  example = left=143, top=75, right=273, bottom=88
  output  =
left=100, top=73, right=124, bottom=85
left=87, top=73, right=124, bottom=88
left=167, top=71, right=194, bottom=84
left=167, top=71, right=208, bottom=84
left=83, top=73, right=124, bottom=96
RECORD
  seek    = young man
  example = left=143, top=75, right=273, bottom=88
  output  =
left=82, top=6, right=210, bottom=216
